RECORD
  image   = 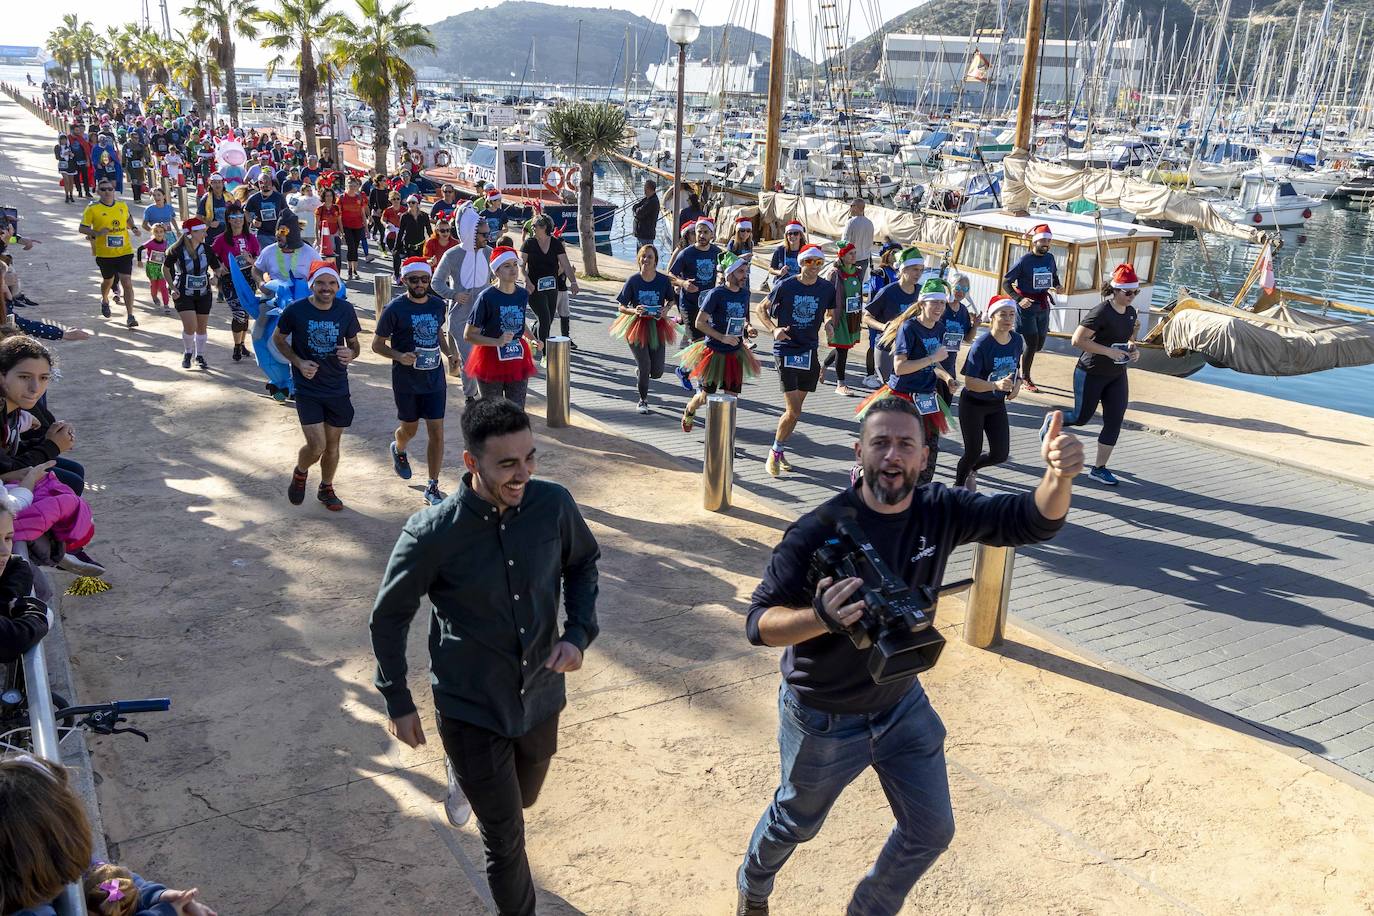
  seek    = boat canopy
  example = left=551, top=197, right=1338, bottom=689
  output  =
left=1001, top=153, right=1269, bottom=245
left=1158, top=298, right=1374, bottom=376
left=741, top=192, right=959, bottom=250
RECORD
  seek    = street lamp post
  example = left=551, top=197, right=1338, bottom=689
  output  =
left=667, top=9, right=700, bottom=248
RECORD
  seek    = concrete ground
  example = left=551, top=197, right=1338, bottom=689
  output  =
left=3, top=91, right=1374, bottom=914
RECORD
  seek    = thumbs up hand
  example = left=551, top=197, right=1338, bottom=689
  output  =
left=1040, top=410, right=1084, bottom=480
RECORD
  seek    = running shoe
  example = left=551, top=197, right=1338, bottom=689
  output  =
left=196, top=355, right=208, bottom=370
left=317, top=483, right=344, bottom=511
left=736, top=890, right=770, bottom=916
left=182, top=352, right=192, bottom=369
left=56, top=550, right=106, bottom=577
left=1089, top=466, right=1120, bottom=487
left=835, top=383, right=854, bottom=397
left=232, top=344, right=243, bottom=362
left=776, top=451, right=793, bottom=472
left=1023, top=380, right=1040, bottom=393
left=423, top=481, right=446, bottom=506
left=15, top=295, right=38, bottom=307
left=569, top=340, right=580, bottom=351
left=862, top=373, right=883, bottom=390
left=674, top=365, right=694, bottom=392
left=272, top=389, right=287, bottom=403
left=113, top=290, right=122, bottom=305
left=964, top=470, right=979, bottom=494
left=681, top=408, right=696, bottom=433
left=637, top=400, right=650, bottom=415
left=100, top=301, right=111, bottom=318
left=287, top=467, right=308, bottom=505
left=391, top=442, right=412, bottom=480
left=765, top=449, right=785, bottom=477
left=444, top=758, right=472, bottom=827
left=1038, top=413, right=1055, bottom=442
left=126, top=315, right=139, bottom=329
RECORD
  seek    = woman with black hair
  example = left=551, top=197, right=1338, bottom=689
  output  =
left=520, top=216, right=579, bottom=357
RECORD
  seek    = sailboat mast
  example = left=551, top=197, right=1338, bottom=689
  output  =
left=762, top=0, right=788, bottom=193
left=1012, top=0, right=1047, bottom=153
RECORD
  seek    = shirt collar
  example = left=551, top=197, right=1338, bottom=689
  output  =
left=457, top=472, right=525, bottom=521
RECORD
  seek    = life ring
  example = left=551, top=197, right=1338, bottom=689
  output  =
left=563, top=165, right=581, bottom=192
left=409, top=149, right=424, bottom=167
left=433, top=149, right=451, bottom=168
left=542, top=166, right=565, bottom=193
left=350, top=124, right=363, bottom=140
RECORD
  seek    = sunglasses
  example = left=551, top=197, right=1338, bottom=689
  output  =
left=404, top=275, right=430, bottom=283
left=1120, top=289, right=1141, bottom=297
left=437, top=228, right=451, bottom=234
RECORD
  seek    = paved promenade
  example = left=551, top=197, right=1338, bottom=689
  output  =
left=543, top=261, right=1374, bottom=784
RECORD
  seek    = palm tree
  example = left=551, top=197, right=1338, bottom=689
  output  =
left=61, top=15, right=99, bottom=99
left=327, top=0, right=436, bottom=170
left=103, top=26, right=129, bottom=97
left=167, top=32, right=210, bottom=113
left=44, top=31, right=77, bottom=89
left=542, top=102, right=627, bottom=277
left=184, top=0, right=260, bottom=128
left=253, top=0, right=348, bottom=156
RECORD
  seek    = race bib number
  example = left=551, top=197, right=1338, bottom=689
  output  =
left=148, top=250, right=165, bottom=264
left=943, top=331, right=964, bottom=350
left=185, top=273, right=207, bottom=293
left=414, top=346, right=441, bottom=371
left=1111, top=342, right=1133, bottom=352
left=914, top=391, right=940, bottom=415
left=782, top=351, right=812, bottom=370
left=537, top=276, right=556, bottom=292
left=846, top=295, right=861, bottom=314
left=725, top=316, right=745, bottom=337
left=1032, top=267, right=1052, bottom=290
left=641, top=304, right=661, bottom=318
left=260, top=204, right=277, bottom=222
left=105, top=234, right=124, bottom=248
left=236, top=253, right=253, bottom=269
left=497, top=340, right=524, bottom=361
left=130, top=159, right=143, bottom=169
left=987, top=367, right=1015, bottom=383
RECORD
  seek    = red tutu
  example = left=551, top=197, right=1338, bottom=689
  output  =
left=465, top=337, right=537, bottom=384
left=854, top=386, right=949, bottom=435
left=610, top=312, right=679, bottom=350
left=678, top=340, right=762, bottom=392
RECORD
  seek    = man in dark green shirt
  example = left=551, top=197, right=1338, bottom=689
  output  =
left=369, top=398, right=600, bottom=916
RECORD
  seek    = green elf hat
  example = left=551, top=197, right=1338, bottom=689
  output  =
left=719, top=250, right=752, bottom=278
left=899, top=247, right=925, bottom=270
left=918, top=278, right=950, bottom=302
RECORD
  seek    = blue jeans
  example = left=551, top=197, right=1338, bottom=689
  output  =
left=739, top=683, right=955, bottom=915
left=52, top=457, right=84, bottom=496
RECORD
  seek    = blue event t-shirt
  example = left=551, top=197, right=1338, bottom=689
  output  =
left=941, top=302, right=975, bottom=376
left=669, top=244, right=722, bottom=307
left=699, top=284, right=751, bottom=353
left=246, top=190, right=289, bottom=235
left=961, top=331, right=1025, bottom=403
left=276, top=296, right=362, bottom=399
left=616, top=272, right=676, bottom=316
left=1003, top=251, right=1061, bottom=310
left=865, top=280, right=918, bottom=351
left=770, top=246, right=801, bottom=278
left=768, top=275, right=835, bottom=358
left=891, top=316, right=946, bottom=394
left=468, top=285, right=530, bottom=340
left=143, top=203, right=176, bottom=228
left=376, top=293, right=448, bottom=395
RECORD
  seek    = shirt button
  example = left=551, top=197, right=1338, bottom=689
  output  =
left=522, top=660, right=527, bottom=667
left=513, top=594, right=520, bottom=601
left=508, top=560, right=514, bottom=566
left=519, top=627, right=525, bottom=634
left=501, top=524, right=506, bottom=530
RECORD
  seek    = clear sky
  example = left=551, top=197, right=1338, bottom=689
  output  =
left=15, top=0, right=923, bottom=67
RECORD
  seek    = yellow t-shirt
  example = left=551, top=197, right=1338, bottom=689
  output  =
left=80, top=201, right=135, bottom=258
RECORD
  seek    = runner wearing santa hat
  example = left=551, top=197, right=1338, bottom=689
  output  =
left=677, top=250, right=760, bottom=431
left=464, top=246, right=538, bottom=407
left=613, top=244, right=680, bottom=414
left=955, top=295, right=1024, bottom=491
left=821, top=242, right=864, bottom=396
left=274, top=260, right=362, bottom=511
left=481, top=187, right=509, bottom=237
left=1001, top=223, right=1062, bottom=391
left=1050, top=263, right=1141, bottom=487
left=768, top=222, right=807, bottom=283
left=164, top=216, right=222, bottom=369
left=756, top=244, right=836, bottom=476
left=374, top=257, right=461, bottom=506
left=726, top=217, right=754, bottom=263
left=668, top=217, right=723, bottom=388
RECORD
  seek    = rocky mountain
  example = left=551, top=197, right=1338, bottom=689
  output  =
left=424, top=2, right=804, bottom=85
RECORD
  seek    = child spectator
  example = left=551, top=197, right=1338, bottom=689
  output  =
left=0, top=486, right=51, bottom=663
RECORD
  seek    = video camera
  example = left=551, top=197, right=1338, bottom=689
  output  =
left=807, top=507, right=945, bottom=684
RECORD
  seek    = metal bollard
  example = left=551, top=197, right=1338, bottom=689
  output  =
left=545, top=336, right=571, bottom=428
left=373, top=273, right=392, bottom=314
left=159, top=172, right=169, bottom=199
left=703, top=393, right=738, bottom=511
left=963, top=544, right=1016, bottom=648
left=177, top=185, right=188, bottom=222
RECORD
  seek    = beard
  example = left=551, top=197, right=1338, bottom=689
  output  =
left=864, top=462, right=918, bottom=505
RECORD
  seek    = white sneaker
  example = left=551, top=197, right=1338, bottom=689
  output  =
left=444, top=758, right=472, bottom=827
left=862, top=374, right=883, bottom=390
left=835, top=383, right=854, bottom=397
left=637, top=399, right=651, bottom=414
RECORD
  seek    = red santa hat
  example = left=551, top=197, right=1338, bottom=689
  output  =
left=735, top=218, right=752, bottom=232
left=784, top=221, right=805, bottom=235
left=489, top=245, right=519, bottom=272
left=399, top=256, right=432, bottom=278
left=798, top=244, right=825, bottom=263
left=1110, top=263, right=1140, bottom=290
left=985, top=294, right=1018, bottom=319
left=1030, top=223, right=1053, bottom=241
left=695, top=216, right=715, bottom=233
left=837, top=243, right=856, bottom=260
left=181, top=217, right=206, bottom=231
left=680, top=219, right=697, bottom=235
left=308, top=260, right=340, bottom=285
left=485, top=187, right=502, bottom=202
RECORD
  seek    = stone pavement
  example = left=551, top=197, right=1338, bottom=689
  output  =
left=533, top=273, right=1374, bottom=784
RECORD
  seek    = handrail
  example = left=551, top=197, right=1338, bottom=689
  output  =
left=21, top=609, right=89, bottom=916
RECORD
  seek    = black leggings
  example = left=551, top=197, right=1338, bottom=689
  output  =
left=391, top=240, right=423, bottom=279
left=342, top=226, right=363, bottom=263
left=629, top=342, right=666, bottom=400
left=1067, top=366, right=1128, bottom=447
left=73, top=166, right=91, bottom=196
left=955, top=394, right=1010, bottom=486
left=823, top=348, right=851, bottom=383
left=529, top=289, right=557, bottom=343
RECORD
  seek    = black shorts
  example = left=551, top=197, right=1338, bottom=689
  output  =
left=96, top=254, right=134, bottom=279
left=777, top=352, right=821, bottom=393
left=395, top=387, right=447, bottom=422
left=173, top=293, right=214, bottom=315
left=296, top=393, right=355, bottom=428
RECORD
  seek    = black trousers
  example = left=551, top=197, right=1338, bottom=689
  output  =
left=1067, top=366, right=1128, bottom=448
left=437, top=711, right=560, bottom=916
left=529, top=289, right=557, bottom=343
left=955, top=394, right=1010, bottom=485
left=629, top=341, right=666, bottom=400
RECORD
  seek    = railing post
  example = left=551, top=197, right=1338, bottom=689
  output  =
left=23, top=625, right=89, bottom=916
left=703, top=393, right=737, bottom=512
left=963, top=544, right=1015, bottom=648
left=177, top=185, right=188, bottom=223
left=545, top=336, right=571, bottom=428
left=373, top=273, right=392, bottom=315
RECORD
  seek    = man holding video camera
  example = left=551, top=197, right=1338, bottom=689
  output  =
left=735, top=397, right=1084, bottom=916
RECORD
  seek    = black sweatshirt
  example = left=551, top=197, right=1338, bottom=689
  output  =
left=0, top=556, right=48, bottom=663
left=747, top=482, right=1065, bottom=714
